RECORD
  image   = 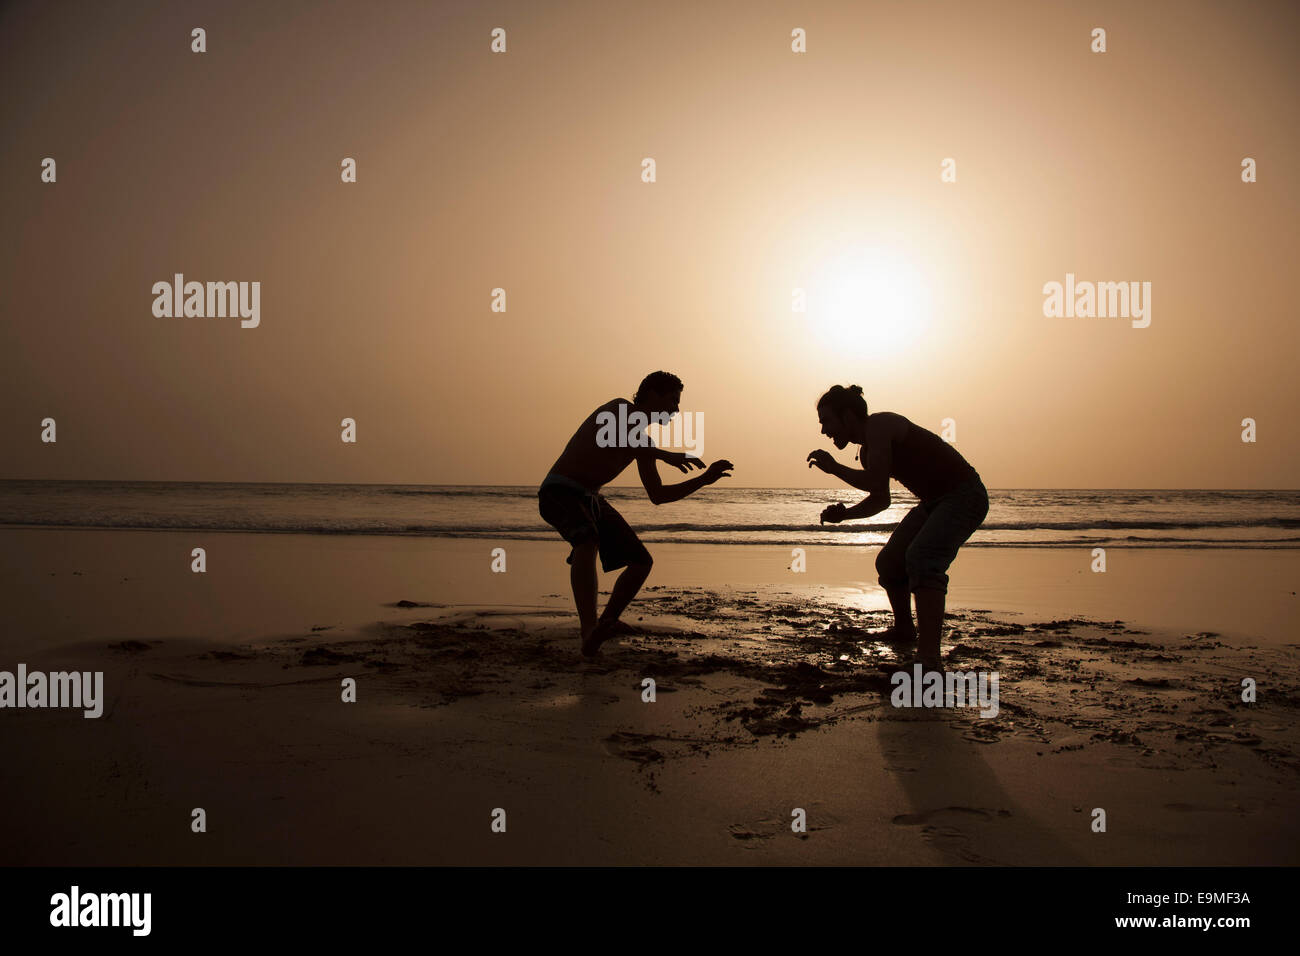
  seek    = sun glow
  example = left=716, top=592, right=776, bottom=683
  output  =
left=806, top=246, right=933, bottom=355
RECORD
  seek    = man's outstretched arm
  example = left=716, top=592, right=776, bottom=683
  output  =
left=810, top=417, right=893, bottom=523
left=636, top=451, right=732, bottom=505
left=654, top=448, right=706, bottom=474
left=808, top=449, right=890, bottom=499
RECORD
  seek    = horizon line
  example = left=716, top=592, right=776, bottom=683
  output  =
left=1, top=479, right=1297, bottom=493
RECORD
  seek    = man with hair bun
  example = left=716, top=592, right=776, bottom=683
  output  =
left=808, top=386, right=988, bottom=671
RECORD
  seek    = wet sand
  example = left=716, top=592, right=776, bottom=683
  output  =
left=1, top=530, right=1297, bottom=865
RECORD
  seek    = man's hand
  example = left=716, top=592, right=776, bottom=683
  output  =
left=807, top=449, right=836, bottom=474
left=704, top=459, right=734, bottom=483
left=820, top=502, right=848, bottom=525
left=659, top=450, right=705, bottom=474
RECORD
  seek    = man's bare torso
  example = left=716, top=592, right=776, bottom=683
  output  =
left=546, top=398, right=641, bottom=492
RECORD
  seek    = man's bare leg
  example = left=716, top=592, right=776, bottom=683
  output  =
left=582, top=561, right=652, bottom=656
left=879, top=585, right=917, bottom=642
left=914, top=586, right=946, bottom=669
left=570, top=540, right=599, bottom=642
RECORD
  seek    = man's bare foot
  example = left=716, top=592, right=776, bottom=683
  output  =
left=870, top=625, right=917, bottom=644
left=913, top=654, right=945, bottom=675
left=581, top=619, right=618, bottom=657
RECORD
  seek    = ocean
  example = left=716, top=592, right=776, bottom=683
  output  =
left=1, top=481, right=1297, bottom=549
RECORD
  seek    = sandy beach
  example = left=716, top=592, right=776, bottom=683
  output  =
left=4, top=2, right=1299, bottom=936
left=2, top=529, right=1296, bottom=866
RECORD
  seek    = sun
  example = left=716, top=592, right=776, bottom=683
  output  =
left=806, top=246, right=933, bottom=355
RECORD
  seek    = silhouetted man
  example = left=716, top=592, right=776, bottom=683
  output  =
left=808, top=384, right=988, bottom=670
left=539, top=371, right=733, bottom=656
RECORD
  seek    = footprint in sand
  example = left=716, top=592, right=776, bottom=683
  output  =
left=1163, top=802, right=1248, bottom=814
left=891, top=806, right=1011, bottom=864
left=727, top=823, right=774, bottom=844
left=602, top=732, right=664, bottom=765
left=727, top=817, right=828, bottom=845
left=881, top=746, right=921, bottom=773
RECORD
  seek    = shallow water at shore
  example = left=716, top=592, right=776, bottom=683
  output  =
left=2, top=531, right=1296, bottom=656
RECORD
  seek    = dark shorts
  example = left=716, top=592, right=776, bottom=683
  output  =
left=538, top=485, right=652, bottom=573
left=875, top=476, right=989, bottom=593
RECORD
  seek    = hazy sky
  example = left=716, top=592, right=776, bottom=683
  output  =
left=2, top=0, right=1297, bottom=489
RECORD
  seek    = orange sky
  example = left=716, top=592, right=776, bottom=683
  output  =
left=2, top=0, right=1297, bottom=489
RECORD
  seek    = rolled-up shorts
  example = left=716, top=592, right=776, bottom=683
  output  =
left=538, top=485, right=652, bottom=574
left=876, top=475, right=989, bottom=593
